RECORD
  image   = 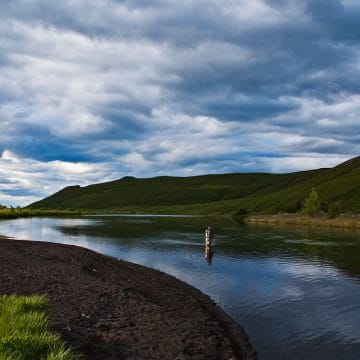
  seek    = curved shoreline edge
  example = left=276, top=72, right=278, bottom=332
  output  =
left=0, top=237, right=256, bottom=360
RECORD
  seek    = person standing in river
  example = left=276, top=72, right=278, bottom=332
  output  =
left=204, top=225, right=214, bottom=246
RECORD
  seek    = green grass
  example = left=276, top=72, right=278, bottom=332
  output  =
left=0, top=295, right=80, bottom=360
left=248, top=214, right=360, bottom=228
left=28, top=156, right=360, bottom=215
left=0, top=208, right=83, bottom=220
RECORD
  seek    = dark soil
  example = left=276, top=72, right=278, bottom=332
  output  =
left=0, top=238, right=256, bottom=359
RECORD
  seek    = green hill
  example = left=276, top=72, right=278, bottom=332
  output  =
left=28, top=156, right=360, bottom=215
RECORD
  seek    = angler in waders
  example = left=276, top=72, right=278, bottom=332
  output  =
left=204, top=225, right=214, bottom=246
left=204, top=225, right=214, bottom=264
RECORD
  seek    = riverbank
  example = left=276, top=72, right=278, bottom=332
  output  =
left=0, top=237, right=256, bottom=360
left=0, top=208, right=84, bottom=219
left=248, top=214, right=360, bottom=228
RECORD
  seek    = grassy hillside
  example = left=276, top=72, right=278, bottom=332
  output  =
left=28, top=156, right=360, bottom=215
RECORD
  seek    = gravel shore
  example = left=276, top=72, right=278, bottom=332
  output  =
left=0, top=238, right=256, bottom=359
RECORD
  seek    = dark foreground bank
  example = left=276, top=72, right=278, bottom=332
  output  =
left=0, top=238, right=256, bottom=360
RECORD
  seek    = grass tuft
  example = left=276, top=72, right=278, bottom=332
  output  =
left=0, top=295, right=80, bottom=360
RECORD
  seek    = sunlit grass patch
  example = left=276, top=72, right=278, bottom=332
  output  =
left=0, top=295, right=80, bottom=360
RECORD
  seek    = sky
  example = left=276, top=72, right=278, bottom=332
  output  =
left=0, top=0, right=359, bottom=206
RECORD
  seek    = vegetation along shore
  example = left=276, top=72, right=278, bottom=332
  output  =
left=248, top=214, right=360, bottom=228
left=0, top=207, right=83, bottom=220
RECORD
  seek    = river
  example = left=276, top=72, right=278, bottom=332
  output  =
left=0, top=215, right=359, bottom=359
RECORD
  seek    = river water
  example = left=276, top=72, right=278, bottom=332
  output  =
left=0, top=215, right=359, bottom=359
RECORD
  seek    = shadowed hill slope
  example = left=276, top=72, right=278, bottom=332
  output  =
left=29, top=157, right=360, bottom=214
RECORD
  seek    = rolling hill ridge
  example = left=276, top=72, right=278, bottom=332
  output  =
left=29, top=156, right=360, bottom=215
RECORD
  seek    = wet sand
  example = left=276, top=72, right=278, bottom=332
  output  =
left=0, top=238, right=256, bottom=359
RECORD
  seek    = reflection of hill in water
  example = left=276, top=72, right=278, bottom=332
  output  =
left=58, top=216, right=360, bottom=279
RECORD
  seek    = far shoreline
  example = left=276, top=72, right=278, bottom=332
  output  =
left=1, top=209, right=359, bottom=229
left=247, top=214, right=360, bottom=229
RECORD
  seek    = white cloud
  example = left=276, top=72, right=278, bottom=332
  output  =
left=0, top=150, right=112, bottom=206
left=1, top=150, right=20, bottom=163
left=222, top=0, right=306, bottom=27
left=0, top=20, right=173, bottom=140
left=49, top=113, right=109, bottom=137
left=260, top=155, right=352, bottom=174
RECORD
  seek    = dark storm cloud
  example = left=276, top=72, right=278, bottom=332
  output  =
left=0, top=0, right=359, bottom=205
left=204, top=98, right=298, bottom=121
left=306, top=0, right=360, bottom=41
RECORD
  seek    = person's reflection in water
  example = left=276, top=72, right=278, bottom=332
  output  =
left=205, top=245, right=214, bottom=264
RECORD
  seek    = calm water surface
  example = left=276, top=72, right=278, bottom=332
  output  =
left=1, top=215, right=359, bottom=359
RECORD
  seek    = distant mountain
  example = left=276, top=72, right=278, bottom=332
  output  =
left=29, top=156, right=360, bottom=214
